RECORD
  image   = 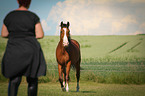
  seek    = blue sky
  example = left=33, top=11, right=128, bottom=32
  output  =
left=0, top=0, right=145, bottom=36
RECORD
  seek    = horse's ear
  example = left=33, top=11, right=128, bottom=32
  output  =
left=60, top=21, right=63, bottom=28
left=67, top=22, right=70, bottom=28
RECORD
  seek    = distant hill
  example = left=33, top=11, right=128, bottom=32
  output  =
left=137, top=34, right=145, bottom=35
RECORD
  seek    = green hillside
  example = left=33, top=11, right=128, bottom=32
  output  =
left=0, top=35, right=145, bottom=84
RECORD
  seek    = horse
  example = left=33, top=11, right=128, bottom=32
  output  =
left=56, top=21, right=81, bottom=92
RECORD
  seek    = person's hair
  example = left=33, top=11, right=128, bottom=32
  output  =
left=18, top=0, right=31, bottom=8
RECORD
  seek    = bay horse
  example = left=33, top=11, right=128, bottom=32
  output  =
left=56, top=21, right=81, bottom=92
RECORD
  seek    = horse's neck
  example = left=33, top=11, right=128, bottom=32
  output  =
left=59, top=40, right=66, bottom=53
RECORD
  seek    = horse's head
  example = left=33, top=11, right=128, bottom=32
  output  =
left=60, top=21, right=71, bottom=47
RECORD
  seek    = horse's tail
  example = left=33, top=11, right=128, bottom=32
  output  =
left=71, top=64, right=83, bottom=71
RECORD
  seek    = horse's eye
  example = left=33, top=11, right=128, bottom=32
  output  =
left=61, top=31, right=62, bottom=33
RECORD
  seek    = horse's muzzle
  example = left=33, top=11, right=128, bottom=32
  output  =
left=63, top=42, right=69, bottom=47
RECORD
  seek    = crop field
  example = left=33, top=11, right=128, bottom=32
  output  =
left=0, top=35, right=145, bottom=84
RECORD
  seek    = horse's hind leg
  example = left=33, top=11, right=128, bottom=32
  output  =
left=58, top=64, right=65, bottom=91
left=76, top=60, right=80, bottom=92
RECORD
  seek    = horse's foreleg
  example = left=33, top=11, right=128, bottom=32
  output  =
left=58, top=64, right=65, bottom=91
left=62, top=67, right=66, bottom=90
left=76, top=60, right=80, bottom=92
left=66, top=61, right=71, bottom=92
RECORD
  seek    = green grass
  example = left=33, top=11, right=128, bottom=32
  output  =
left=0, top=35, right=145, bottom=84
left=0, top=82, right=145, bottom=96
left=109, top=42, right=128, bottom=53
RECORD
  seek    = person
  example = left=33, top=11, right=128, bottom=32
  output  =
left=1, top=0, right=46, bottom=96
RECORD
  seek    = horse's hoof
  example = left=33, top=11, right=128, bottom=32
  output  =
left=76, top=87, right=79, bottom=92
left=62, top=87, right=66, bottom=92
left=66, top=89, right=69, bottom=92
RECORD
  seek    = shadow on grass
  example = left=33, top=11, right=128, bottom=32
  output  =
left=70, top=90, right=96, bottom=93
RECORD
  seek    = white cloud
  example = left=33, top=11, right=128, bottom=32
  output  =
left=117, top=0, right=145, bottom=3
left=41, top=19, right=51, bottom=33
left=128, top=22, right=145, bottom=35
left=140, top=22, right=145, bottom=30
left=47, top=0, right=113, bottom=35
left=122, top=15, right=137, bottom=24
left=112, top=15, right=137, bottom=34
left=136, top=22, right=145, bottom=34
left=129, top=0, right=145, bottom=3
left=46, top=0, right=143, bottom=35
left=112, top=21, right=123, bottom=34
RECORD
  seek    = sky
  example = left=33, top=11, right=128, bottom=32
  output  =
left=0, top=0, right=145, bottom=36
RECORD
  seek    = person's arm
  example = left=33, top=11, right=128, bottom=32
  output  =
left=35, top=22, right=44, bottom=39
left=1, top=24, right=9, bottom=38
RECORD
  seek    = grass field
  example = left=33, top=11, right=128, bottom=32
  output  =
left=0, top=82, right=145, bottom=96
left=0, top=35, right=145, bottom=95
left=0, top=35, right=145, bottom=84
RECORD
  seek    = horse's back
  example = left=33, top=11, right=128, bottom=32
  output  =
left=71, top=39, right=80, bottom=49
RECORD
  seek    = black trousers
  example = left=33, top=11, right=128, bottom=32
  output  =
left=8, top=76, right=38, bottom=96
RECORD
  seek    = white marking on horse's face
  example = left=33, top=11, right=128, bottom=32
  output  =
left=63, top=28, right=69, bottom=47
